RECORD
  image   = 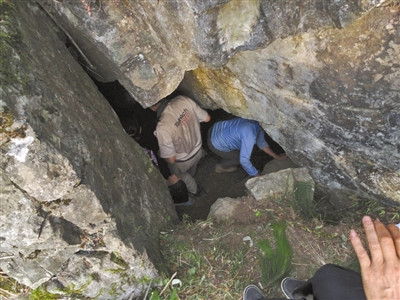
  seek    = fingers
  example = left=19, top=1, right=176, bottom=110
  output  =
left=374, top=220, right=398, bottom=264
left=387, top=224, right=400, bottom=257
left=351, top=216, right=400, bottom=273
left=350, top=228, right=371, bottom=269
left=363, top=216, right=384, bottom=264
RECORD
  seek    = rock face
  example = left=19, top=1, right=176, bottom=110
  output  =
left=1, top=0, right=399, bottom=297
left=38, top=0, right=399, bottom=205
left=209, top=168, right=314, bottom=222
left=208, top=197, right=243, bottom=222
left=246, top=168, right=314, bottom=201
left=183, top=6, right=400, bottom=205
left=1, top=2, right=177, bottom=299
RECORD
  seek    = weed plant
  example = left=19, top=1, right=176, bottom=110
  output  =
left=292, top=181, right=317, bottom=220
left=257, top=222, right=292, bottom=285
left=150, top=288, right=179, bottom=300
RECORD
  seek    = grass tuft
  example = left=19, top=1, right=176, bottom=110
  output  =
left=291, top=181, right=317, bottom=220
left=257, top=222, right=292, bottom=285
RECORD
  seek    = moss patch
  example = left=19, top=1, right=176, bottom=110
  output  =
left=0, top=0, right=24, bottom=86
left=110, top=251, right=128, bottom=269
left=29, top=287, right=58, bottom=300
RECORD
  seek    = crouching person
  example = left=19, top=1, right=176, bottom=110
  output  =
left=152, top=95, right=210, bottom=197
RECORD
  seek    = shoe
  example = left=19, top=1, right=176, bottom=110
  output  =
left=174, top=197, right=195, bottom=207
left=215, top=164, right=238, bottom=173
left=281, top=277, right=307, bottom=299
left=243, top=285, right=266, bottom=300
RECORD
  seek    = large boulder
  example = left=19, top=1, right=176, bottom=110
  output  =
left=1, top=1, right=177, bottom=299
left=37, top=0, right=400, bottom=205
left=182, top=5, right=400, bottom=205
left=38, top=0, right=372, bottom=106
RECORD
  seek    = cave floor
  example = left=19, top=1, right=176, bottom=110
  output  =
left=174, top=147, right=272, bottom=221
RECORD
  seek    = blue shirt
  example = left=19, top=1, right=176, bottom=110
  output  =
left=211, top=118, right=269, bottom=176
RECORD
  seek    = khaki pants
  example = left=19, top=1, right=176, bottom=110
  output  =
left=168, top=149, right=204, bottom=194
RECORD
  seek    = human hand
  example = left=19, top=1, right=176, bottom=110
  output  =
left=275, top=154, right=288, bottom=160
left=166, top=174, right=179, bottom=186
left=350, top=216, right=400, bottom=300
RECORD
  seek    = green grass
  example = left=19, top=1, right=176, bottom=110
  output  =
left=149, top=288, right=179, bottom=300
left=291, top=181, right=317, bottom=220
left=257, top=222, right=292, bottom=285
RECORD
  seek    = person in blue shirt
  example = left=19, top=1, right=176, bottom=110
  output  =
left=207, top=118, right=287, bottom=176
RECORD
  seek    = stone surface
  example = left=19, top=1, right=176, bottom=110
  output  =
left=37, top=0, right=400, bottom=204
left=209, top=168, right=314, bottom=222
left=208, top=197, right=242, bottom=222
left=1, top=0, right=400, bottom=297
left=1, top=2, right=177, bottom=299
left=39, top=0, right=367, bottom=106
left=261, top=158, right=300, bottom=175
left=246, top=168, right=314, bottom=201
left=181, top=4, right=400, bottom=205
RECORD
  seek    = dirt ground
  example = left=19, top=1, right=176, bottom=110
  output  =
left=175, top=151, right=254, bottom=221
left=174, top=108, right=284, bottom=222
left=161, top=134, right=400, bottom=299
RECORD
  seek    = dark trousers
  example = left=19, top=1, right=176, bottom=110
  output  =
left=207, top=126, right=240, bottom=168
left=266, top=264, right=366, bottom=300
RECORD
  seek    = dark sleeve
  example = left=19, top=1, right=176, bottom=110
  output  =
left=139, top=124, right=171, bottom=179
left=157, top=155, right=171, bottom=179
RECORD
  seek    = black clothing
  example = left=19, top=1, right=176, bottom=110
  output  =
left=121, top=110, right=189, bottom=204
left=136, top=121, right=171, bottom=180
left=263, top=264, right=366, bottom=300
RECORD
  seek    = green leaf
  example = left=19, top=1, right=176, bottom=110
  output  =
left=188, top=267, right=197, bottom=276
left=169, top=288, right=179, bottom=300
left=150, top=290, right=161, bottom=300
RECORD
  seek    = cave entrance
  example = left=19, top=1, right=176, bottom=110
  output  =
left=65, top=33, right=285, bottom=221
left=92, top=79, right=285, bottom=221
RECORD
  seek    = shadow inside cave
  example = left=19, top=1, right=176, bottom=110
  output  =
left=92, top=79, right=285, bottom=221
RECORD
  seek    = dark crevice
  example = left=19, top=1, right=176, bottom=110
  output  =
left=37, top=208, right=50, bottom=238
left=89, top=78, right=285, bottom=221
left=64, top=32, right=286, bottom=221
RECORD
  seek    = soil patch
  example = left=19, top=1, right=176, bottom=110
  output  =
left=175, top=108, right=284, bottom=222
left=162, top=139, right=399, bottom=299
left=161, top=184, right=399, bottom=299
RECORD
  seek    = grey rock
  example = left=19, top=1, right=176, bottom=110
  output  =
left=261, top=158, right=300, bottom=175
left=246, top=168, right=314, bottom=201
left=1, top=0, right=399, bottom=297
left=208, top=197, right=243, bottom=222
left=35, top=0, right=399, bottom=204
left=1, top=1, right=177, bottom=298
left=182, top=5, right=400, bottom=205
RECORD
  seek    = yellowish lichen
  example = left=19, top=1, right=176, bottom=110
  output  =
left=191, top=67, right=247, bottom=115
left=0, top=108, right=26, bottom=142
left=372, top=171, right=400, bottom=202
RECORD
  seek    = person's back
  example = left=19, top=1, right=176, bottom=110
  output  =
left=209, top=117, right=271, bottom=176
left=211, top=118, right=259, bottom=152
left=153, top=95, right=210, bottom=196
left=156, top=96, right=207, bottom=161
